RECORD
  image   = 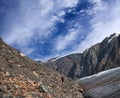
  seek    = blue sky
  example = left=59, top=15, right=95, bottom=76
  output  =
left=0, top=0, right=120, bottom=61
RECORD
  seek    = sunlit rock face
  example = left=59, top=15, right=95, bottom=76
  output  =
left=45, top=33, right=120, bottom=79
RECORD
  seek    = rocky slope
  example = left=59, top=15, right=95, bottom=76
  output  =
left=45, top=33, right=120, bottom=80
left=76, top=67, right=120, bottom=98
left=0, top=38, right=83, bottom=98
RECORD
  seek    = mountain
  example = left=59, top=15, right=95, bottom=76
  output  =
left=0, top=38, right=83, bottom=98
left=76, top=67, right=120, bottom=98
left=45, top=33, right=120, bottom=80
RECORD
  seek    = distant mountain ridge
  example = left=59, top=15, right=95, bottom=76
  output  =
left=45, top=33, right=120, bottom=79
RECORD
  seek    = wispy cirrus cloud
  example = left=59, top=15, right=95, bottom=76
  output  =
left=1, top=0, right=78, bottom=55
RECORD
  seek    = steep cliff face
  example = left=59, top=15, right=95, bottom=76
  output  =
left=0, top=38, right=83, bottom=98
left=45, top=33, right=120, bottom=79
left=45, top=53, right=82, bottom=79
left=76, top=67, right=120, bottom=98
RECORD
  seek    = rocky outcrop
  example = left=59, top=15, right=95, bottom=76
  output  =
left=45, top=33, right=120, bottom=79
left=45, top=53, right=82, bottom=80
left=76, top=67, right=120, bottom=98
left=0, top=38, right=83, bottom=98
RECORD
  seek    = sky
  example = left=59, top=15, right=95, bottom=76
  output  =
left=0, top=0, right=120, bottom=61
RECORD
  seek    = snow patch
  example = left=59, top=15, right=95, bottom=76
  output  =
left=48, top=56, right=63, bottom=62
left=108, top=33, right=119, bottom=43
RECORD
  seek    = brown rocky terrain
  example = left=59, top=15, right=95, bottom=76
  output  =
left=0, top=38, right=84, bottom=98
left=45, top=33, right=120, bottom=80
left=76, top=67, right=120, bottom=98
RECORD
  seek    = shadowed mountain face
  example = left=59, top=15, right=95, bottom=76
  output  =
left=45, top=33, right=120, bottom=80
left=76, top=67, right=120, bottom=98
left=0, top=38, right=83, bottom=98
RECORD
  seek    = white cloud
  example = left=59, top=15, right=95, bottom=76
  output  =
left=89, top=0, right=102, bottom=3
left=57, top=10, right=65, bottom=17
left=55, top=0, right=78, bottom=8
left=55, top=29, right=80, bottom=51
left=75, top=0, right=120, bottom=53
left=88, top=0, right=107, bottom=15
left=3, top=0, right=120, bottom=61
left=2, top=0, right=79, bottom=55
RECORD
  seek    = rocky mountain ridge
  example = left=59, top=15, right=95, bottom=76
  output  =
left=0, top=38, right=83, bottom=98
left=45, top=33, right=120, bottom=80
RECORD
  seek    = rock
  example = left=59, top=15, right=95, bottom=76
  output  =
left=38, top=85, right=48, bottom=93
left=0, top=89, right=3, bottom=98
left=33, top=71, right=39, bottom=77
left=19, top=53, right=26, bottom=57
left=61, top=76, right=64, bottom=83
left=2, top=93, right=14, bottom=98
left=5, top=71, right=10, bottom=76
left=44, top=93, right=52, bottom=98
